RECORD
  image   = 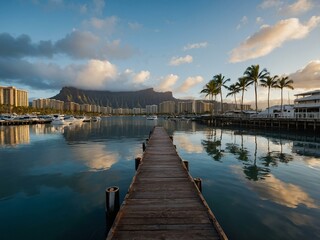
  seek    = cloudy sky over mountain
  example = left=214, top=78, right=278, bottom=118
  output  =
left=0, top=0, right=320, bottom=105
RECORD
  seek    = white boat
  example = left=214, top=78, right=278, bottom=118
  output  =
left=64, top=115, right=84, bottom=124
left=51, top=115, right=70, bottom=125
left=91, top=116, right=101, bottom=122
left=146, top=115, right=158, bottom=120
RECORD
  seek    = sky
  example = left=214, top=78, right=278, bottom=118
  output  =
left=0, top=0, right=320, bottom=109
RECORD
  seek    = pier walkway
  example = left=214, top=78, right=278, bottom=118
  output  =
left=107, top=126, right=227, bottom=240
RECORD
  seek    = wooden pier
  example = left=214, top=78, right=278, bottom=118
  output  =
left=106, top=126, right=227, bottom=240
left=198, top=116, right=320, bottom=132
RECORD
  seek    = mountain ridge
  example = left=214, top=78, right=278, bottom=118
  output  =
left=51, top=87, right=178, bottom=108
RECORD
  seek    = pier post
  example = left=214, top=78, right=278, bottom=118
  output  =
left=135, top=157, right=142, bottom=170
left=105, top=186, right=120, bottom=230
left=183, top=160, right=189, bottom=171
left=142, top=142, right=146, bottom=152
left=194, top=178, right=202, bottom=192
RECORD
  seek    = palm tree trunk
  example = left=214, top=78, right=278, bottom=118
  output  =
left=255, top=82, right=258, bottom=113
left=281, top=88, right=283, bottom=116
left=267, top=87, right=270, bottom=117
left=234, top=94, right=237, bottom=110
left=220, top=91, right=223, bottom=114
left=241, top=89, right=244, bottom=114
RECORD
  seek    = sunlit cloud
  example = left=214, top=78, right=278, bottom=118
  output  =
left=72, top=144, right=119, bottom=171
left=289, top=60, right=320, bottom=89
left=233, top=166, right=319, bottom=208
left=169, top=55, right=193, bottom=66
left=183, top=42, right=208, bottom=51
left=133, top=70, right=150, bottom=84
left=176, top=76, right=203, bottom=93
left=229, top=16, right=320, bottom=63
left=281, top=0, right=313, bottom=16
left=174, top=135, right=203, bottom=153
left=155, top=74, right=179, bottom=91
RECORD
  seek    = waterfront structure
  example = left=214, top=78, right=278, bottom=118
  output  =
left=146, top=104, right=158, bottom=114
left=257, top=105, right=294, bottom=118
left=294, top=90, right=320, bottom=119
left=159, top=101, right=175, bottom=114
left=177, top=101, right=194, bottom=114
left=0, top=86, right=28, bottom=107
left=32, top=98, right=64, bottom=111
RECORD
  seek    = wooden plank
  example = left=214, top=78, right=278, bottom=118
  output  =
left=106, top=126, right=227, bottom=240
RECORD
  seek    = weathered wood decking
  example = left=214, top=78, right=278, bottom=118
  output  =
left=106, top=126, right=227, bottom=240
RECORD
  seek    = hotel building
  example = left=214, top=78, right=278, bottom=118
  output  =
left=294, top=90, right=320, bottom=119
left=0, top=86, right=28, bottom=107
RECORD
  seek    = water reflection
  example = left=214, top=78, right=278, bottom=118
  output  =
left=199, top=128, right=317, bottom=181
left=0, top=125, right=30, bottom=146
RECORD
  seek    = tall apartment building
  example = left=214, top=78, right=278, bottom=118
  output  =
left=32, top=98, right=64, bottom=111
left=146, top=105, right=158, bottom=114
left=177, top=101, right=195, bottom=114
left=159, top=101, right=175, bottom=114
left=0, top=86, right=28, bottom=107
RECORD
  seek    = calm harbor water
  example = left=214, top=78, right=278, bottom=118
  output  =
left=0, top=116, right=319, bottom=240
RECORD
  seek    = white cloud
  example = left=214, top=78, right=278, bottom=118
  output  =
left=75, top=59, right=118, bottom=89
left=133, top=70, right=150, bottom=84
left=237, top=16, right=248, bottom=30
left=85, top=16, right=118, bottom=33
left=128, top=22, right=143, bottom=30
left=289, top=60, right=320, bottom=89
left=256, top=17, right=264, bottom=25
left=93, top=0, right=105, bottom=15
left=260, top=0, right=283, bottom=9
left=169, top=55, right=193, bottom=66
left=229, top=16, right=320, bottom=63
left=155, top=74, right=179, bottom=91
left=281, top=0, right=313, bottom=16
left=176, top=76, right=203, bottom=93
left=183, top=42, right=208, bottom=51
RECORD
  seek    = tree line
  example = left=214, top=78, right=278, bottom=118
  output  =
left=200, top=64, right=294, bottom=116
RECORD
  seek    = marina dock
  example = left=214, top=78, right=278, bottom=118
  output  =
left=106, top=126, right=227, bottom=240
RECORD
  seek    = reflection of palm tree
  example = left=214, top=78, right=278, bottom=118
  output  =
left=260, top=137, right=278, bottom=167
left=275, top=139, right=294, bottom=163
left=243, top=135, right=270, bottom=181
left=201, top=128, right=223, bottom=161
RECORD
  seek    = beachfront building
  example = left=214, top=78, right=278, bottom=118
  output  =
left=177, top=101, right=194, bottom=114
left=159, top=101, right=175, bottom=114
left=32, top=98, right=64, bottom=111
left=294, top=90, right=320, bottom=119
left=257, top=105, right=294, bottom=118
left=146, top=104, right=158, bottom=114
left=0, top=86, right=28, bottom=107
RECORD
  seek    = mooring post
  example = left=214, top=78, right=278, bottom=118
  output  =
left=105, top=186, right=120, bottom=230
left=194, top=178, right=202, bottom=192
left=169, top=135, right=173, bottom=141
left=146, top=139, right=149, bottom=144
left=135, top=157, right=141, bottom=170
left=142, top=142, right=146, bottom=152
left=183, top=160, right=189, bottom=171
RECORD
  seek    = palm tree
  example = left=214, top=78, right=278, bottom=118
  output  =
left=200, top=80, right=219, bottom=117
left=244, top=65, right=269, bottom=113
left=226, top=83, right=240, bottom=110
left=236, top=77, right=251, bottom=113
left=260, top=75, right=278, bottom=117
left=275, top=76, right=294, bottom=115
left=213, top=74, right=230, bottom=113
